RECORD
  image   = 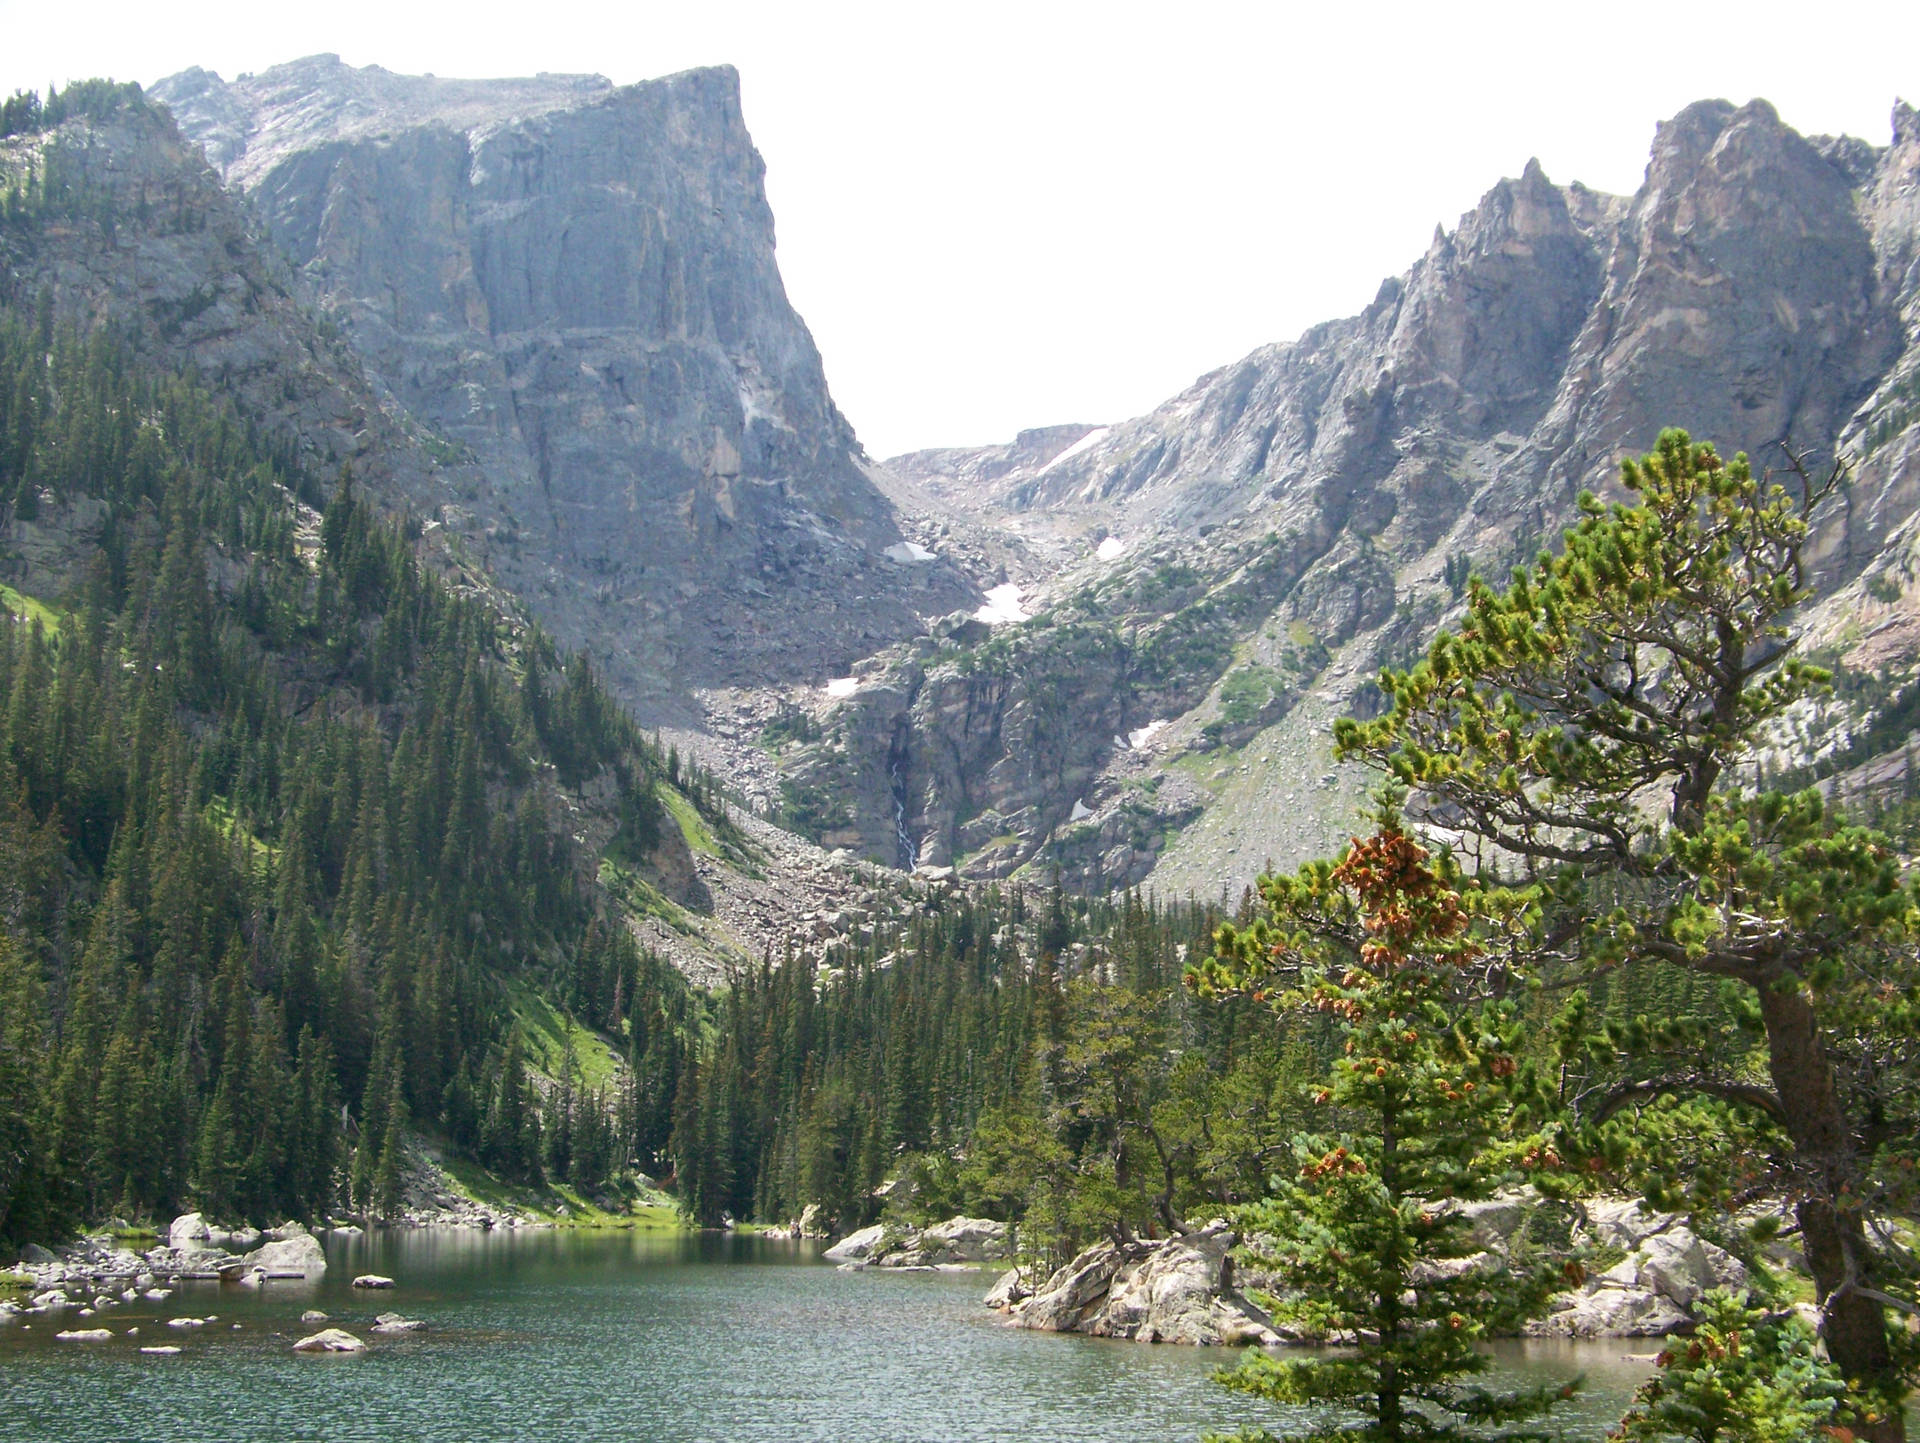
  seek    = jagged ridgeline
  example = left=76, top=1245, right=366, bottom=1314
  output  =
left=0, top=266, right=715, bottom=1242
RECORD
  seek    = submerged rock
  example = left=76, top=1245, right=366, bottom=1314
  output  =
left=55, top=1328, right=113, bottom=1342
left=351, top=1274, right=396, bottom=1290
left=293, top=1328, right=367, bottom=1353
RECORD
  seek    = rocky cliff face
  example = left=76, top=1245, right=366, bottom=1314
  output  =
left=31, top=69, right=1920, bottom=899
left=152, top=56, right=974, bottom=715
left=783, top=98, right=1920, bottom=890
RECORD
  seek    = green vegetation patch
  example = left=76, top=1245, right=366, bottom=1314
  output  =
left=1216, top=664, right=1284, bottom=727
left=507, top=983, right=622, bottom=1092
left=658, top=783, right=718, bottom=856
left=599, top=856, right=695, bottom=933
left=0, top=582, right=60, bottom=633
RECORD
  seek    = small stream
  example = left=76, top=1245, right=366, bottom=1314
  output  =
left=887, top=718, right=917, bottom=869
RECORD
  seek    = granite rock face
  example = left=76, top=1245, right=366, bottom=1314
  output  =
left=154, top=56, right=973, bottom=710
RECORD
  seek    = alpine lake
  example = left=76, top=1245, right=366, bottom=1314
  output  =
left=1, top=1228, right=1657, bottom=1441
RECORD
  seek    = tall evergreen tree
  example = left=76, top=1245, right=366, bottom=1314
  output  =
left=1197, top=825, right=1573, bottom=1441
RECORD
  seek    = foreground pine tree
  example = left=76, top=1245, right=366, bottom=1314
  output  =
left=1333, top=430, right=1920, bottom=1435
left=1612, top=1291, right=1849, bottom=1443
left=1195, top=825, right=1575, bottom=1442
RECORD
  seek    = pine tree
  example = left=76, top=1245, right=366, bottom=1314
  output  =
left=1196, top=826, right=1573, bottom=1442
left=1613, top=1292, right=1849, bottom=1443
left=1333, top=431, right=1920, bottom=1434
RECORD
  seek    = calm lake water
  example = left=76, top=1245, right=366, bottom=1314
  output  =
left=1, top=1229, right=1654, bottom=1442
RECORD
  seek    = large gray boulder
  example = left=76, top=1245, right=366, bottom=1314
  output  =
left=1533, top=1283, right=1694, bottom=1339
left=1007, top=1241, right=1125, bottom=1332
left=913, top=1216, right=1008, bottom=1264
left=829, top=1215, right=1011, bottom=1268
left=167, top=1214, right=213, bottom=1253
left=821, top=1224, right=889, bottom=1265
left=241, top=1229, right=327, bottom=1278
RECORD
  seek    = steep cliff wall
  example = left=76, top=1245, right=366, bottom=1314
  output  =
left=153, top=56, right=974, bottom=714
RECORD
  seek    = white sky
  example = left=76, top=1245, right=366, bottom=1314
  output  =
left=2, top=1, right=1917, bottom=457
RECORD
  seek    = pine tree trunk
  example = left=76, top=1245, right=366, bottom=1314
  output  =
left=1379, top=1102, right=1404, bottom=1443
left=1759, top=978, right=1904, bottom=1442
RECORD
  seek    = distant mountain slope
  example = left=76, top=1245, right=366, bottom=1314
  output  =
left=779, top=99, right=1920, bottom=892
left=153, top=56, right=976, bottom=714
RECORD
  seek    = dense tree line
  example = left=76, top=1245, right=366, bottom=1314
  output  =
left=671, top=884, right=1330, bottom=1257
left=0, top=306, right=695, bottom=1245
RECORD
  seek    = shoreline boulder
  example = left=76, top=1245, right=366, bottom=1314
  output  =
left=825, top=1216, right=1010, bottom=1269
left=821, top=1224, right=888, bottom=1265
left=167, top=1213, right=214, bottom=1254
left=242, top=1224, right=327, bottom=1278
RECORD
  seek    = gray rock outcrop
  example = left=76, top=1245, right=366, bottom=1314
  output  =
left=824, top=1215, right=1009, bottom=1268
left=1529, top=1209, right=1750, bottom=1340
left=997, top=1226, right=1282, bottom=1346
left=820, top=1223, right=888, bottom=1265
left=240, top=1227, right=327, bottom=1278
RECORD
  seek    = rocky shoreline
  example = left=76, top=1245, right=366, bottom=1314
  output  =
left=962, top=1190, right=1804, bottom=1348
left=0, top=1198, right=556, bottom=1325
left=2, top=1214, right=331, bottom=1322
